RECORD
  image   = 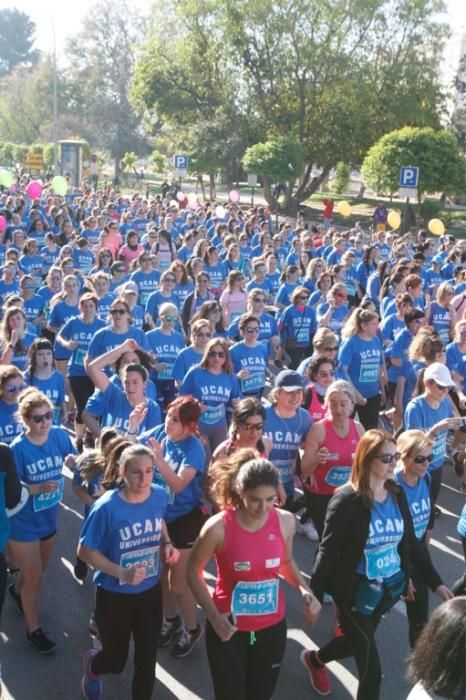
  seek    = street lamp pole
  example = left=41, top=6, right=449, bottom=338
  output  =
left=51, top=21, right=58, bottom=175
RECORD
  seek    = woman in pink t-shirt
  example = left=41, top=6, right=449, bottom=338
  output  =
left=119, top=231, right=144, bottom=272
left=220, top=270, right=248, bottom=327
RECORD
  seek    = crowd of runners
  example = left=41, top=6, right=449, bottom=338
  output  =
left=0, top=180, right=464, bottom=700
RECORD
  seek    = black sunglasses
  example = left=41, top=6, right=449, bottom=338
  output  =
left=110, top=308, right=127, bottom=316
left=208, top=350, right=225, bottom=358
left=31, top=411, right=53, bottom=424
left=376, top=452, right=400, bottom=464
left=414, top=454, right=433, bottom=464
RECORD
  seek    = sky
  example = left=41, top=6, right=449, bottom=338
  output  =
left=1, top=0, right=465, bottom=77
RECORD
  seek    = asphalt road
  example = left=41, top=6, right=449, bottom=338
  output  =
left=1, top=464, right=464, bottom=700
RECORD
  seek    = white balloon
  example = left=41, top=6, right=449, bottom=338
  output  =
left=215, top=206, right=226, bottom=218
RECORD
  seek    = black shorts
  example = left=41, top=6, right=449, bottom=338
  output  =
left=167, top=507, right=208, bottom=550
left=40, top=530, right=56, bottom=542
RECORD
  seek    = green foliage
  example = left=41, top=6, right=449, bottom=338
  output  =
left=420, top=199, right=443, bottom=221
left=361, top=127, right=466, bottom=198
left=330, top=162, right=351, bottom=195
left=243, top=137, right=304, bottom=182
left=0, top=9, right=39, bottom=76
left=150, top=150, right=166, bottom=173
left=121, top=152, right=138, bottom=172
left=0, top=142, right=15, bottom=166
left=43, top=143, right=55, bottom=168
left=12, top=144, right=28, bottom=164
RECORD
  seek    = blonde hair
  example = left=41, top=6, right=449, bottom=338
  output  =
left=159, top=302, right=178, bottom=318
left=16, top=388, right=53, bottom=425
left=436, top=282, right=454, bottom=304
left=341, top=307, right=378, bottom=339
left=324, top=379, right=356, bottom=407
left=396, top=430, right=434, bottom=461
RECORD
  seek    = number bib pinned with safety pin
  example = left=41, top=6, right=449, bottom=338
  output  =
left=231, top=579, right=279, bottom=617
left=365, top=542, right=400, bottom=580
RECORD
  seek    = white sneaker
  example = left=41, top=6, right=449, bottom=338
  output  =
left=296, top=519, right=319, bottom=541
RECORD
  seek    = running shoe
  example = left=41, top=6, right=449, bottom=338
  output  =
left=7, top=583, right=23, bottom=615
left=296, top=519, right=319, bottom=542
left=82, top=649, right=102, bottom=700
left=300, top=650, right=332, bottom=696
left=159, top=615, right=182, bottom=647
left=27, top=628, right=56, bottom=655
left=172, top=624, right=203, bottom=658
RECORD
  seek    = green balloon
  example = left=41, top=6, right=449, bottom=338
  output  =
left=52, top=175, right=68, bottom=197
left=0, top=170, right=14, bottom=188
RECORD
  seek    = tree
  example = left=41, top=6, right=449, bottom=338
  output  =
left=132, top=0, right=449, bottom=212
left=243, top=137, right=305, bottom=207
left=66, top=0, right=151, bottom=173
left=0, top=9, right=38, bottom=77
left=330, top=163, right=351, bottom=196
left=361, top=127, right=466, bottom=200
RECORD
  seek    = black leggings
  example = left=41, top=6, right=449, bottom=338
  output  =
left=69, top=376, right=95, bottom=424
left=205, top=617, right=287, bottom=700
left=91, top=583, right=163, bottom=700
left=0, top=551, right=6, bottom=626
left=427, top=467, right=443, bottom=530
left=318, top=604, right=382, bottom=700
left=356, top=394, right=381, bottom=431
left=303, top=491, right=332, bottom=540
left=452, top=536, right=466, bottom=595
left=405, top=568, right=429, bottom=648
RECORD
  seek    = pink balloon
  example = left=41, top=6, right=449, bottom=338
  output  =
left=0, top=215, right=6, bottom=232
left=229, top=189, right=240, bottom=203
left=8, top=184, right=17, bottom=193
left=176, top=191, right=185, bottom=202
left=26, top=180, right=43, bottom=199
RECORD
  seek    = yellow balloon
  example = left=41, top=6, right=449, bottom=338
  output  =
left=337, top=201, right=352, bottom=217
left=387, top=210, right=401, bottom=230
left=428, top=218, right=445, bottom=236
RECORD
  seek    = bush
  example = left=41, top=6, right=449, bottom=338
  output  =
left=420, top=200, right=442, bottom=222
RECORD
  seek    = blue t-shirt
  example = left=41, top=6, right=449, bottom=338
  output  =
left=385, top=327, right=412, bottom=383
left=96, top=294, right=116, bottom=321
left=316, top=303, right=349, bottom=337
left=279, top=304, right=316, bottom=348
left=338, top=335, right=383, bottom=399
left=85, top=374, right=158, bottom=414
left=275, top=282, right=299, bottom=307
left=146, top=329, right=186, bottom=381
left=73, top=248, right=95, bottom=274
left=87, top=326, right=150, bottom=363
left=89, top=382, right=161, bottom=434
left=263, top=406, right=312, bottom=485
left=179, top=367, right=241, bottom=427
left=79, top=486, right=168, bottom=594
left=204, top=262, right=227, bottom=290
left=428, top=302, right=452, bottom=345
left=172, top=346, right=202, bottom=382
left=8, top=332, right=35, bottom=372
left=58, top=316, right=107, bottom=377
left=457, top=503, right=466, bottom=538
left=49, top=300, right=80, bottom=361
left=394, top=470, right=430, bottom=540
left=145, top=291, right=178, bottom=322
left=9, top=427, right=76, bottom=541
left=230, top=341, right=269, bottom=395
left=265, top=272, right=281, bottom=297
left=0, top=399, right=23, bottom=445
left=380, top=314, right=405, bottom=343
left=356, top=494, right=404, bottom=580
left=23, top=295, right=44, bottom=323
left=173, top=281, right=194, bottom=309
left=140, top=425, right=206, bottom=522
left=404, top=395, right=454, bottom=470
left=227, top=313, right=278, bottom=342
left=130, top=269, right=161, bottom=306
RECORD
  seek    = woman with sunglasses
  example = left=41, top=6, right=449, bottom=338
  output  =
left=394, top=430, right=438, bottom=647
left=302, top=428, right=452, bottom=699
left=230, top=315, right=270, bottom=398
left=191, top=300, right=227, bottom=339
left=316, top=282, right=351, bottom=338
left=302, top=380, right=364, bottom=541
left=145, top=269, right=179, bottom=328
left=91, top=271, right=116, bottom=320
left=146, top=303, right=185, bottom=414
left=86, top=299, right=150, bottom=367
left=404, top=362, right=464, bottom=541
left=173, top=319, right=211, bottom=387
left=188, top=451, right=320, bottom=700
left=296, top=327, right=339, bottom=377
left=89, top=247, right=114, bottom=275
left=428, top=281, right=457, bottom=345
left=8, top=388, right=76, bottom=654
left=179, top=338, right=241, bottom=462
left=25, top=338, right=66, bottom=426
left=213, top=397, right=272, bottom=462
left=278, top=286, right=316, bottom=370
left=275, top=264, right=301, bottom=311
left=337, top=307, right=385, bottom=430
left=0, top=364, right=25, bottom=445
left=302, top=355, right=337, bottom=421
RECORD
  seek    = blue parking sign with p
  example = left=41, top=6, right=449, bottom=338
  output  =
left=399, top=167, right=419, bottom=188
left=174, top=154, right=189, bottom=170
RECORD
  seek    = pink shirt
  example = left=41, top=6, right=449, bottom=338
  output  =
left=119, top=244, right=144, bottom=272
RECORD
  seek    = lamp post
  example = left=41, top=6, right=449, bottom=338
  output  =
left=43, top=12, right=58, bottom=175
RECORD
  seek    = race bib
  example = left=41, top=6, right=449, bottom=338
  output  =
left=140, top=292, right=149, bottom=306
left=432, top=433, right=447, bottom=463
left=414, top=521, right=428, bottom=540
left=202, top=403, right=225, bottom=425
left=365, top=542, right=400, bottom=580
left=324, top=466, right=351, bottom=487
left=75, top=348, right=86, bottom=366
left=158, top=363, right=174, bottom=380
left=231, top=579, right=279, bottom=617
left=119, top=545, right=160, bottom=584
left=296, top=327, right=309, bottom=344
left=52, top=407, right=61, bottom=425
left=241, top=371, right=265, bottom=394
left=359, top=363, right=379, bottom=382
left=33, top=478, right=64, bottom=512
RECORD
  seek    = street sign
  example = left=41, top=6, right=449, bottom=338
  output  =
left=399, top=187, right=418, bottom=198
left=173, top=154, right=189, bottom=170
left=25, top=153, right=44, bottom=169
left=247, top=173, right=258, bottom=187
left=399, top=166, right=419, bottom=188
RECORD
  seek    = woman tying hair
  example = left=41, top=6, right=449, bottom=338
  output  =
left=213, top=398, right=272, bottom=462
left=188, top=451, right=320, bottom=700
left=301, top=429, right=452, bottom=700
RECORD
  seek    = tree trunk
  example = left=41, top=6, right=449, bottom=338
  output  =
left=197, top=174, right=206, bottom=200
left=279, top=164, right=333, bottom=215
left=262, top=177, right=280, bottom=210
left=209, top=172, right=216, bottom=200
